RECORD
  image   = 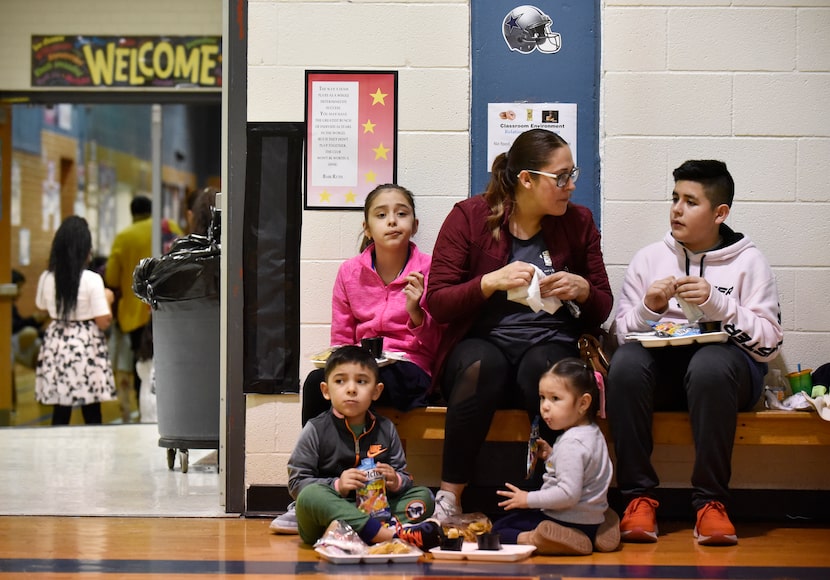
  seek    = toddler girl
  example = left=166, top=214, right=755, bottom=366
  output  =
left=493, top=358, right=619, bottom=555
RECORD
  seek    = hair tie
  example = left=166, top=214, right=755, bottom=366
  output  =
left=594, top=371, right=606, bottom=419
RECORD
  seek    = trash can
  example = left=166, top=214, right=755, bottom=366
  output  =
left=133, top=233, right=221, bottom=472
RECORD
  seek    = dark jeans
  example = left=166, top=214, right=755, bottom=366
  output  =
left=493, top=509, right=599, bottom=544
left=607, top=341, right=758, bottom=511
left=300, top=360, right=431, bottom=426
left=439, top=338, right=578, bottom=484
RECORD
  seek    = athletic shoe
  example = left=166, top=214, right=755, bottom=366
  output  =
left=694, top=501, right=738, bottom=546
left=432, top=490, right=460, bottom=523
left=395, top=518, right=445, bottom=550
left=269, top=501, right=298, bottom=534
left=593, top=507, right=621, bottom=552
left=619, top=497, right=659, bottom=543
left=523, top=520, right=592, bottom=556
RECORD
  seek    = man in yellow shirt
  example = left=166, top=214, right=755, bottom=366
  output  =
left=105, top=196, right=181, bottom=417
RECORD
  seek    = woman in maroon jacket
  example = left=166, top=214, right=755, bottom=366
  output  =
left=426, top=129, right=613, bottom=521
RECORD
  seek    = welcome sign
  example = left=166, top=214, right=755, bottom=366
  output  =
left=31, top=35, right=222, bottom=88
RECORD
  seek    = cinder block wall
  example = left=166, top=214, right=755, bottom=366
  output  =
left=246, top=0, right=830, bottom=493
left=602, top=1, right=830, bottom=375
left=245, top=0, right=472, bottom=486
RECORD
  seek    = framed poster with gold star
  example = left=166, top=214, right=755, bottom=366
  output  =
left=304, top=70, right=398, bottom=210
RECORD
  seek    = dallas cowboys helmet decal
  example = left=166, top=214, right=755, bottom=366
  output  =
left=503, top=5, right=562, bottom=54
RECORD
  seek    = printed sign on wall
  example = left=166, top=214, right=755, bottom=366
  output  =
left=304, top=70, right=397, bottom=210
left=31, top=35, right=222, bottom=88
left=487, top=102, right=577, bottom=172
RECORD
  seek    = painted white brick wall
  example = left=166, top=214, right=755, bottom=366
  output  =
left=602, top=1, right=830, bottom=387
left=245, top=0, right=471, bottom=487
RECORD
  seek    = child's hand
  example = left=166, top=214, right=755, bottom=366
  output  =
left=496, top=482, right=529, bottom=510
left=675, top=275, right=711, bottom=306
left=374, top=462, right=400, bottom=493
left=644, top=276, right=677, bottom=314
left=337, top=468, right=368, bottom=495
left=536, top=439, right=552, bottom=461
left=403, top=271, right=425, bottom=327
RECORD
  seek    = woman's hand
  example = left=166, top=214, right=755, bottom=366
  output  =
left=675, top=275, right=711, bottom=306
left=644, top=276, right=677, bottom=313
left=375, top=462, right=400, bottom=493
left=337, top=468, right=368, bottom=496
left=539, top=271, right=590, bottom=303
left=481, top=261, right=536, bottom=298
left=496, top=482, right=529, bottom=510
left=402, top=271, right=425, bottom=327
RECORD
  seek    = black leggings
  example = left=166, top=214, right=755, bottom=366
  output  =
left=439, top=338, right=578, bottom=484
left=52, top=403, right=103, bottom=425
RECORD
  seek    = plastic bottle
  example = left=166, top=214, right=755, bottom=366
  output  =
left=356, top=457, right=390, bottom=520
left=768, top=368, right=787, bottom=402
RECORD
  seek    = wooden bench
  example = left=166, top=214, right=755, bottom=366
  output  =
left=379, top=406, right=830, bottom=447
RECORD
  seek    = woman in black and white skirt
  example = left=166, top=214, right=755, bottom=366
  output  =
left=35, top=215, right=116, bottom=425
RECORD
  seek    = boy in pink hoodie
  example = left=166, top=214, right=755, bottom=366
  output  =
left=608, top=160, right=783, bottom=547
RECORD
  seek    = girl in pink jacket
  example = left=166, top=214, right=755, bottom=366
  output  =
left=301, top=184, right=442, bottom=424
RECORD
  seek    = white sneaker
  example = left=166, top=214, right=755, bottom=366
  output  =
left=269, top=501, right=298, bottom=534
left=432, top=490, right=460, bottom=523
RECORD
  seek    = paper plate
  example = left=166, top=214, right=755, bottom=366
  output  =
left=314, top=545, right=423, bottom=564
left=429, top=543, right=536, bottom=562
left=310, top=348, right=403, bottom=368
left=628, top=331, right=729, bottom=348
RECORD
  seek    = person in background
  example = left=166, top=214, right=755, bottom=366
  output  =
left=35, top=216, right=116, bottom=425
left=105, top=195, right=181, bottom=415
left=494, top=358, right=619, bottom=555
left=185, top=186, right=218, bottom=236
left=11, top=269, right=47, bottom=370
left=287, top=345, right=443, bottom=551
left=271, top=184, right=442, bottom=535
left=608, top=160, right=783, bottom=546
left=425, top=128, right=613, bottom=521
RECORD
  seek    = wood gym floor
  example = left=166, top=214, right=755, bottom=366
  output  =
left=3, top=366, right=829, bottom=579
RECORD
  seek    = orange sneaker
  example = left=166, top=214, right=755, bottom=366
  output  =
left=694, top=501, right=737, bottom=546
left=620, top=497, right=659, bottom=543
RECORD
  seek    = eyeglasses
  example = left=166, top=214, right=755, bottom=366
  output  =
left=523, top=167, right=580, bottom=188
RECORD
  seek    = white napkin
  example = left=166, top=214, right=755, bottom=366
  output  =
left=507, top=265, right=563, bottom=314
left=676, top=296, right=704, bottom=323
left=806, top=393, right=830, bottom=422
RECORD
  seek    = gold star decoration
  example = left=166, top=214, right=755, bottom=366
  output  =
left=372, top=142, right=390, bottom=160
left=319, top=190, right=331, bottom=203
left=370, top=88, right=387, bottom=106
left=362, top=119, right=376, bottom=133
left=365, top=170, right=377, bottom=183
left=345, top=191, right=357, bottom=204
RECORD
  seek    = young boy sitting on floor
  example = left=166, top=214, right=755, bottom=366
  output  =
left=288, top=345, right=443, bottom=550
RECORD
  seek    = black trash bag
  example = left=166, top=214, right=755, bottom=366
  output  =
left=133, top=234, right=221, bottom=309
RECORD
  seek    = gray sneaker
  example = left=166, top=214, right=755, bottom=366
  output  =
left=269, top=501, right=298, bottom=534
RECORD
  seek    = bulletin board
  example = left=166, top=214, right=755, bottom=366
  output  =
left=471, top=2, right=601, bottom=219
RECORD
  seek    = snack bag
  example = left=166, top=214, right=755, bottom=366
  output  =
left=356, top=457, right=391, bottom=520
left=525, top=415, right=540, bottom=479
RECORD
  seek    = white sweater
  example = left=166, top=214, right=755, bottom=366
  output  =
left=614, top=226, right=783, bottom=363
